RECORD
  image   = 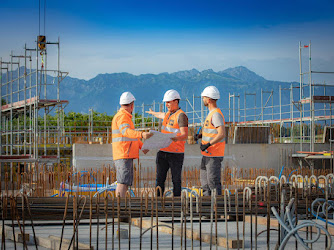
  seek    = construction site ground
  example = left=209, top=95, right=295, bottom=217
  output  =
left=2, top=216, right=332, bottom=249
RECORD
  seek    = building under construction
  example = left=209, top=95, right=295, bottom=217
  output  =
left=1, top=35, right=334, bottom=249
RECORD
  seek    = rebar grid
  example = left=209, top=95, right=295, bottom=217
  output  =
left=1, top=174, right=334, bottom=249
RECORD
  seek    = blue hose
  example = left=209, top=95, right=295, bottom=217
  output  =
left=279, top=165, right=285, bottom=179
left=72, top=171, right=97, bottom=183
left=310, top=209, right=334, bottom=226
left=318, top=186, right=325, bottom=194
left=288, top=169, right=297, bottom=181
left=130, top=189, right=135, bottom=197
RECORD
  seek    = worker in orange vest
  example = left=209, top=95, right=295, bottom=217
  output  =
left=112, top=92, right=152, bottom=197
left=194, top=86, right=226, bottom=196
left=146, top=90, right=188, bottom=196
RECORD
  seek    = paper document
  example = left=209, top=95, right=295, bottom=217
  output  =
left=142, top=130, right=176, bottom=150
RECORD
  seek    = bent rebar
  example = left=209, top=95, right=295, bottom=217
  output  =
left=272, top=198, right=332, bottom=250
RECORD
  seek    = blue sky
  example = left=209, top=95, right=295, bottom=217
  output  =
left=1, top=0, right=334, bottom=83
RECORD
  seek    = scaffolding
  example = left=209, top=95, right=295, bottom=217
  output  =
left=290, top=41, right=334, bottom=171
left=0, top=39, right=333, bottom=171
left=133, top=85, right=333, bottom=136
left=296, top=41, right=334, bottom=150
left=0, top=36, right=68, bottom=165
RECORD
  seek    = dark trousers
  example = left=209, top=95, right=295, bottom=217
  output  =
left=200, top=156, right=224, bottom=196
left=156, top=151, right=184, bottom=196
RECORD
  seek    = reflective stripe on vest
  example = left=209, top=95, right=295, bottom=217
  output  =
left=161, top=125, right=181, bottom=134
left=202, top=136, right=225, bottom=143
left=203, top=128, right=218, bottom=134
left=119, top=123, right=130, bottom=134
left=201, top=108, right=225, bottom=157
left=112, top=109, right=141, bottom=160
left=160, top=109, right=186, bottom=153
left=112, top=137, right=137, bottom=142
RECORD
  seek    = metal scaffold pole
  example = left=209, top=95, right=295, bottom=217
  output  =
left=238, top=95, right=240, bottom=123
left=228, top=93, right=231, bottom=122
left=330, top=103, right=333, bottom=172
left=24, top=45, right=27, bottom=155
left=290, top=84, right=294, bottom=143
left=233, top=93, right=235, bottom=123
left=0, top=58, right=2, bottom=159
left=261, top=89, right=263, bottom=124
left=299, top=41, right=303, bottom=151
left=152, top=100, right=155, bottom=129
left=29, top=49, right=32, bottom=156
left=44, top=42, right=47, bottom=156
left=35, top=41, right=39, bottom=160
left=309, top=41, right=314, bottom=153
left=244, top=92, right=246, bottom=123
left=271, top=90, right=274, bottom=121
left=279, top=85, right=282, bottom=142
left=57, top=37, right=60, bottom=162
left=10, top=51, right=13, bottom=158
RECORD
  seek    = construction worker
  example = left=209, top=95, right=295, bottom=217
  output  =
left=112, top=92, right=152, bottom=197
left=146, top=90, right=188, bottom=196
left=195, top=86, right=226, bottom=196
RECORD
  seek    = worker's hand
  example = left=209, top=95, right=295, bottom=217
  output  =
left=142, top=149, right=149, bottom=154
left=194, top=133, right=202, bottom=142
left=142, top=132, right=153, bottom=139
left=171, top=137, right=178, bottom=142
left=145, top=108, right=155, bottom=115
left=200, top=142, right=211, bottom=152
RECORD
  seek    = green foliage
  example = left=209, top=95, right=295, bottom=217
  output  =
left=10, top=110, right=157, bottom=131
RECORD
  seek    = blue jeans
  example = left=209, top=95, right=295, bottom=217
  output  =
left=156, top=151, right=184, bottom=196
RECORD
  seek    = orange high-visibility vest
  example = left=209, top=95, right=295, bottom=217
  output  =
left=112, top=109, right=143, bottom=161
left=160, top=109, right=186, bottom=153
left=201, top=108, right=225, bottom=157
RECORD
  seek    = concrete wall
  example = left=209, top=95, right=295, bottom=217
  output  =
left=225, top=143, right=330, bottom=173
left=72, top=144, right=114, bottom=171
left=73, top=143, right=331, bottom=173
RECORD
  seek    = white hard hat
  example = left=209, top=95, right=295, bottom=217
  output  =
left=163, top=89, right=181, bottom=102
left=120, top=92, right=136, bottom=105
left=201, top=86, right=220, bottom=100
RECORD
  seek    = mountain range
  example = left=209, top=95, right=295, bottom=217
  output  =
left=3, top=66, right=331, bottom=116
left=58, top=66, right=296, bottom=114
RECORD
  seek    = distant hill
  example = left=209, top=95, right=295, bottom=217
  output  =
left=4, top=66, right=326, bottom=117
